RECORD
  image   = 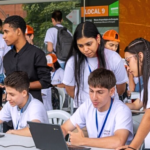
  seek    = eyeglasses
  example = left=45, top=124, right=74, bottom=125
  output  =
left=125, top=54, right=137, bottom=66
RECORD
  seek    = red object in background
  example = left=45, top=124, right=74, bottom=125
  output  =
left=131, top=99, right=136, bottom=103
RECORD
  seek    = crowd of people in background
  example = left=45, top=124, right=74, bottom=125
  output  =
left=0, top=9, right=149, bottom=150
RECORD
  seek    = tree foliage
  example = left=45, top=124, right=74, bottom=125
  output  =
left=23, top=2, right=75, bottom=49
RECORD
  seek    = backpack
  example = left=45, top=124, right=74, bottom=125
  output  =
left=51, top=86, right=60, bottom=109
left=54, top=26, right=72, bottom=61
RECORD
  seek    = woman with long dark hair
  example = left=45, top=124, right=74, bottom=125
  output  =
left=117, top=38, right=150, bottom=150
left=63, top=22, right=128, bottom=109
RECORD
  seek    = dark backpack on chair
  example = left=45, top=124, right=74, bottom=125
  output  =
left=54, top=26, right=72, bottom=61
left=51, top=86, right=60, bottom=109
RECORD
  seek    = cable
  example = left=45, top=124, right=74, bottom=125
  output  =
left=0, top=144, right=35, bottom=148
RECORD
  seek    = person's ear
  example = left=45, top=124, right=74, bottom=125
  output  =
left=61, top=19, right=63, bottom=23
left=22, top=90, right=28, bottom=97
left=96, top=34, right=101, bottom=45
left=31, top=34, right=34, bottom=40
left=138, top=52, right=143, bottom=64
left=109, top=87, right=115, bottom=97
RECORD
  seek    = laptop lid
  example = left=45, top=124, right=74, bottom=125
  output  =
left=28, top=121, right=69, bottom=150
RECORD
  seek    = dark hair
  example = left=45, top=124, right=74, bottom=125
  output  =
left=4, top=15, right=26, bottom=34
left=54, top=61, right=61, bottom=70
left=66, top=21, right=106, bottom=105
left=104, top=40, right=120, bottom=54
left=51, top=10, right=62, bottom=22
left=124, top=38, right=150, bottom=108
left=0, top=19, right=2, bottom=27
left=4, top=71, right=29, bottom=93
left=88, top=68, right=116, bottom=89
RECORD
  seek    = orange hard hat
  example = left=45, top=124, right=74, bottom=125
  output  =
left=103, top=30, right=120, bottom=42
left=46, top=54, right=57, bottom=67
left=26, top=25, right=34, bottom=35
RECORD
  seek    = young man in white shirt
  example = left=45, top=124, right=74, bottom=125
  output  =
left=61, top=68, right=133, bottom=149
left=0, top=71, right=49, bottom=136
left=44, top=10, right=72, bottom=69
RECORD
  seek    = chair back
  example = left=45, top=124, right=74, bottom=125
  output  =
left=47, top=110, right=71, bottom=125
left=56, top=87, right=65, bottom=109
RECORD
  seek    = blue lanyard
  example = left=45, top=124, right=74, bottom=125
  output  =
left=95, top=98, right=113, bottom=138
left=16, top=108, right=23, bottom=130
left=85, top=57, right=92, bottom=73
left=52, top=70, right=57, bottom=80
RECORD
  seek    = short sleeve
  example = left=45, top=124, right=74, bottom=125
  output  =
left=70, top=103, right=86, bottom=128
left=113, top=59, right=128, bottom=84
left=114, top=106, right=133, bottom=140
left=29, top=101, right=48, bottom=123
left=44, top=28, right=55, bottom=44
left=107, top=50, right=128, bottom=84
left=63, top=57, right=75, bottom=86
left=0, top=102, right=11, bottom=122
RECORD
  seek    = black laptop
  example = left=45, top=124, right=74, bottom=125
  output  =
left=28, top=121, right=91, bottom=150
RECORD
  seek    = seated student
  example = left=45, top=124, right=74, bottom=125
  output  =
left=61, top=68, right=133, bottom=149
left=0, top=71, right=49, bottom=136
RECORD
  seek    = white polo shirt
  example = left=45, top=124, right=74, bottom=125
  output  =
left=63, top=48, right=128, bottom=107
left=44, top=24, right=72, bottom=64
left=70, top=99, right=133, bottom=144
left=0, top=34, right=11, bottom=74
left=0, top=94, right=49, bottom=130
left=51, top=68, right=64, bottom=85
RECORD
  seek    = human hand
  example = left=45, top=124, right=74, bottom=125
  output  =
left=6, top=130, right=15, bottom=134
left=0, top=84, right=5, bottom=88
left=116, top=145, right=137, bottom=150
left=68, top=124, right=85, bottom=146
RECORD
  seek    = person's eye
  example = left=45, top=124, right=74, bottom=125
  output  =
left=89, top=90, right=94, bottom=93
left=78, top=45, right=83, bottom=48
left=109, top=44, right=114, bottom=47
left=98, top=91, right=103, bottom=94
left=86, top=42, right=92, bottom=46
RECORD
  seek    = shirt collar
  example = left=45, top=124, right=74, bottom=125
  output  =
left=17, top=94, right=31, bottom=112
left=12, top=42, right=29, bottom=57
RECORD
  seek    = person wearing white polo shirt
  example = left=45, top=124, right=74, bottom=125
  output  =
left=0, top=71, right=49, bottom=137
left=61, top=68, right=133, bottom=149
left=44, top=10, right=72, bottom=69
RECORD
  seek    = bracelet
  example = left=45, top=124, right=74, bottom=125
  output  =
left=128, top=146, right=136, bottom=150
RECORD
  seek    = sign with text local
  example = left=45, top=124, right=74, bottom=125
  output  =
left=81, top=0, right=119, bottom=27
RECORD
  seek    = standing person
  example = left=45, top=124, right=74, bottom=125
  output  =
left=44, top=10, right=72, bottom=69
left=116, top=38, right=150, bottom=150
left=25, top=25, right=34, bottom=45
left=63, top=21, right=128, bottom=109
left=102, top=29, right=120, bottom=53
left=2, top=15, right=51, bottom=102
left=0, top=19, right=11, bottom=108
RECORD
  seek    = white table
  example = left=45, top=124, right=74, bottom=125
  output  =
left=0, top=133, right=113, bottom=150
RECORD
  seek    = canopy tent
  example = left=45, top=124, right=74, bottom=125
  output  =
left=0, top=0, right=71, bottom=5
